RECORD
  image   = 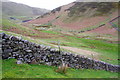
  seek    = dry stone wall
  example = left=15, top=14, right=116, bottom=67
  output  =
left=1, top=33, right=120, bottom=72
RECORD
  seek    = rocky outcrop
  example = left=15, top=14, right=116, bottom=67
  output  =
left=1, top=33, right=120, bottom=72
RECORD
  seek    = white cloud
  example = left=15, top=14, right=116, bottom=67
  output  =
left=1, top=0, right=10, bottom=2
left=76, top=0, right=119, bottom=2
left=8, top=0, right=75, bottom=10
left=5, top=0, right=118, bottom=10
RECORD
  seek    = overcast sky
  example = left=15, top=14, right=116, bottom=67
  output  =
left=6, top=0, right=76, bottom=10
left=1, top=0, right=118, bottom=10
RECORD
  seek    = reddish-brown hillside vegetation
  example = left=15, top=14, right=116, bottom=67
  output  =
left=26, top=2, right=119, bottom=36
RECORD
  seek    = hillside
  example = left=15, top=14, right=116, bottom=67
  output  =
left=1, top=1, right=50, bottom=16
left=1, top=1, right=119, bottom=64
left=1, top=1, right=119, bottom=78
left=2, top=59, right=118, bottom=78
left=27, top=2, right=119, bottom=36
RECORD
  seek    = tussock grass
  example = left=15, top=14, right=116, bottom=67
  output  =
left=2, top=59, right=119, bottom=78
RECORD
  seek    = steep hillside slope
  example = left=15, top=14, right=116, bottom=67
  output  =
left=1, top=1, right=50, bottom=16
left=27, top=2, right=119, bottom=35
left=1, top=18, right=60, bottom=39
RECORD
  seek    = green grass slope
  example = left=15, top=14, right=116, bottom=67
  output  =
left=2, top=19, right=20, bottom=30
left=1, top=19, right=33, bottom=34
left=0, top=30, right=119, bottom=65
left=2, top=59, right=119, bottom=78
left=39, top=31, right=119, bottom=65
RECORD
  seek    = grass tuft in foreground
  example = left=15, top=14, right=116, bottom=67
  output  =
left=2, top=59, right=119, bottom=78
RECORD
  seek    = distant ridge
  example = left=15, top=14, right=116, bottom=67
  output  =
left=1, top=0, right=10, bottom=2
left=1, top=1, right=50, bottom=16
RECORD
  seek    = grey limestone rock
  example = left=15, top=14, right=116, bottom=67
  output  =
left=25, top=50, right=32, bottom=53
left=16, top=60, right=23, bottom=64
left=1, top=33, right=120, bottom=72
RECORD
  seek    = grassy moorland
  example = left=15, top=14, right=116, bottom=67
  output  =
left=1, top=20, right=119, bottom=78
left=39, top=31, right=119, bottom=65
left=0, top=30, right=119, bottom=65
left=1, top=15, right=119, bottom=78
left=1, top=1, right=119, bottom=79
left=2, top=59, right=119, bottom=78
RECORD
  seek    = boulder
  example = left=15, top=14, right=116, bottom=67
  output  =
left=2, top=53, right=9, bottom=59
left=25, top=50, right=32, bottom=53
left=30, top=59, right=38, bottom=64
left=16, top=60, right=23, bottom=64
left=0, top=33, right=6, bottom=39
left=9, top=36, right=18, bottom=41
